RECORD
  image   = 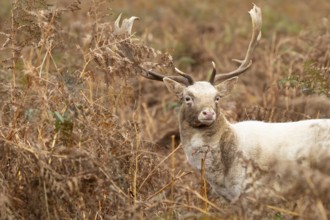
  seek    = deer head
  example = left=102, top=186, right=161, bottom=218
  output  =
left=139, top=5, right=262, bottom=127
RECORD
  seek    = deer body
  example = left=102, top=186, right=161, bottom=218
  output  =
left=139, top=5, right=330, bottom=202
left=233, top=119, right=330, bottom=165
left=179, top=96, right=330, bottom=201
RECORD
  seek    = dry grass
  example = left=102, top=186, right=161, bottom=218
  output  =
left=0, top=0, right=329, bottom=219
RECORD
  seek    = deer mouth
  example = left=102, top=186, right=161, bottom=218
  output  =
left=198, top=118, right=215, bottom=126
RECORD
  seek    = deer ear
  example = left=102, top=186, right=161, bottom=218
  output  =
left=215, top=77, right=238, bottom=97
left=163, top=77, right=186, bottom=99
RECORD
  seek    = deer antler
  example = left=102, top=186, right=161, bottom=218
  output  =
left=174, top=67, right=194, bottom=85
left=211, top=4, right=262, bottom=84
left=139, top=65, right=194, bottom=86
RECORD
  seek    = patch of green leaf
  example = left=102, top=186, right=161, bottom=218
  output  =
left=274, top=212, right=283, bottom=220
left=165, top=101, right=181, bottom=112
left=53, top=110, right=74, bottom=147
left=279, top=61, right=329, bottom=97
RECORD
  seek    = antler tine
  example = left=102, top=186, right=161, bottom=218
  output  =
left=214, top=4, right=262, bottom=83
left=175, top=67, right=194, bottom=85
left=139, top=65, right=166, bottom=81
left=209, top=61, right=216, bottom=84
left=139, top=65, right=192, bottom=86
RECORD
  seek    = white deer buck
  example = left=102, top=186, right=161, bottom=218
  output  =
left=139, top=5, right=330, bottom=202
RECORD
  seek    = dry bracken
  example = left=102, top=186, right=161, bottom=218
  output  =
left=0, top=0, right=329, bottom=219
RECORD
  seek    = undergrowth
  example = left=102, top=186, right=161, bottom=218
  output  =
left=0, top=0, right=329, bottom=219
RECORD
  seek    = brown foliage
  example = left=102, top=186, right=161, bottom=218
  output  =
left=0, top=0, right=329, bottom=219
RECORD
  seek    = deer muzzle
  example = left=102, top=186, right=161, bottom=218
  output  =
left=198, top=107, right=216, bottom=125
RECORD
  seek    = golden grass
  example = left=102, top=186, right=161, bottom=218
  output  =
left=0, top=0, right=329, bottom=219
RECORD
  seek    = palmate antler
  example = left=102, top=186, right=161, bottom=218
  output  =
left=209, top=4, right=262, bottom=84
left=140, top=4, right=262, bottom=86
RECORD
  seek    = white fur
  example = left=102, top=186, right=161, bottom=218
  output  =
left=162, top=77, right=330, bottom=202
left=184, top=118, right=330, bottom=202
left=185, top=133, right=219, bottom=170
left=214, top=119, right=330, bottom=201
left=186, top=82, right=217, bottom=97
left=233, top=119, right=330, bottom=167
left=185, top=133, right=205, bottom=170
left=181, top=82, right=330, bottom=201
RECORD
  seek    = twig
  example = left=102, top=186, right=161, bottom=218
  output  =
left=138, top=143, right=182, bottom=191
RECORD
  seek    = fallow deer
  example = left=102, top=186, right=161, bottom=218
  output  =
left=139, top=5, right=330, bottom=202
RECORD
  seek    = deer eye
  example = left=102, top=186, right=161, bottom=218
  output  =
left=215, top=96, right=221, bottom=103
left=184, top=96, right=193, bottom=103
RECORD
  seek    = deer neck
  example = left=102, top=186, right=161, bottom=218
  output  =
left=179, top=110, right=237, bottom=173
left=179, top=111, right=230, bottom=144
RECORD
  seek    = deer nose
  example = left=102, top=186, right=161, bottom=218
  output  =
left=198, top=108, right=216, bottom=125
left=201, top=109, right=215, bottom=120
left=202, top=110, right=215, bottom=117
